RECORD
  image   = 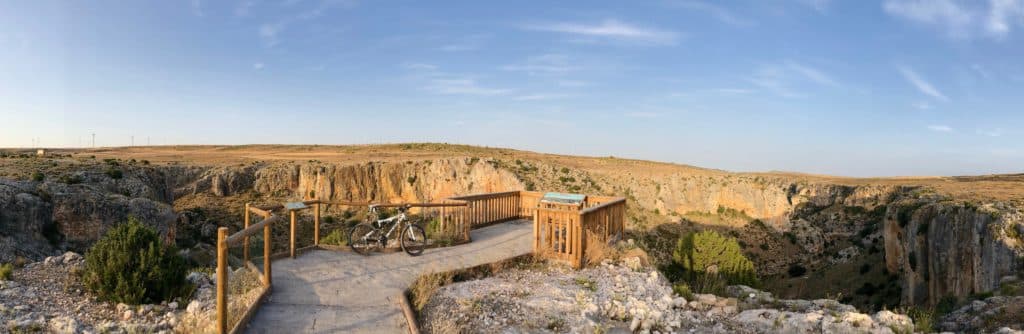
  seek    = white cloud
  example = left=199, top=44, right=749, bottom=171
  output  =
left=785, top=61, right=839, bottom=86
left=425, top=78, right=510, bottom=96
left=898, top=66, right=950, bottom=102
left=514, top=94, right=571, bottom=101
left=927, top=124, right=953, bottom=132
left=978, top=128, right=1004, bottom=137
left=557, top=80, right=590, bottom=87
left=259, top=23, right=285, bottom=47
left=670, top=1, right=754, bottom=26
left=524, top=19, right=679, bottom=45
left=501, top=54, right=580, bottom=75
left=883, top=0, right=1024, bottom=38
left=798, top=0, right=832, bottom=12
left=438, top=44, right=476, bottom=52
left=235, top=0, right=255, bottom=17
left=987, top=0, right=1024, bottom=37
left=192, top=0, right=205, bottom=17
left=401, top=63, right=438, bottom=70
left=746, top=62, right=838, bottom=98
left=253, top=62, right=265, bottom=70
left=624, top=112, right=660, bottom=118
left=883, top=0, right=975, bottom=37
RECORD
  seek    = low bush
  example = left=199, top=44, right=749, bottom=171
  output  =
left=321, top=228, right=347, bottom=246
left=105, top=167, right=123, bottom=179
left=0, top=263, right=12, bottom=280
left=787, top=264, right=807, bottom=277
left=83, top=217, right=189, bottom=304
left=31, top=171, right=44, bottom=182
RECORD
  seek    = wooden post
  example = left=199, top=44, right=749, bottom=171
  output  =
left=263, top=223, right=272, bottom=287
left=243, top=203, right=250, bottom=262
left=290, top=210, right=297, bottom=258
left=532, top=209, right=539, bottom=252
left=575, top=214, right=584, bottom=269
left=314, top=202, right=321, bottom=246
left=216, top=227, right=228, bottom=334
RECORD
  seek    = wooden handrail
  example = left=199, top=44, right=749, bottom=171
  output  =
left=580, top=197, right=626, bottom=215
left=226, top=215, right=282, bottom=246
left=373, top=202, right=469, bottom=208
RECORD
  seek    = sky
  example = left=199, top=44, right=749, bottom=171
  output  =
left=1, top=0, right=1023, bottom=177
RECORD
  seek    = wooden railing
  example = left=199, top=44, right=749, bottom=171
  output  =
left=214, top=191, right=625, bottom=333
left=533, top=196, right=626, bottom=268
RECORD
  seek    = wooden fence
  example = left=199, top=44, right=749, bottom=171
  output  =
left=214, top=191, right=625, bottom=334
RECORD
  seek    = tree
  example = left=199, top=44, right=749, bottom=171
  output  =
left=673, top=230, right=758, bottom=288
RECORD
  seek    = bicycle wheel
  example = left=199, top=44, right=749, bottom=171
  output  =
left=349, top=223, right=379, bottom=255
left=400, top=224, right=427, bottom=256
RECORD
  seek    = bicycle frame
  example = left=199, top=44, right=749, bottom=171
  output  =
left=371, top=211, right=407, bottom=240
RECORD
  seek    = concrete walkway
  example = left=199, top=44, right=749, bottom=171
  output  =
left=244, top=220, right=533, bottom=334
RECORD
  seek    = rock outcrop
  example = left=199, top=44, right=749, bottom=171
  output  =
left=885, top=200, right=1024, bottom=306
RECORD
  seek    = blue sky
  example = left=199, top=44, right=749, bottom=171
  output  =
left=1, top=0, right=1023, bottom=176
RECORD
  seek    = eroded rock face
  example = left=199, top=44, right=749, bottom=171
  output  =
left=884, top=200, right=1024, bottom=305
left=0, top=172, right=176, bottom=262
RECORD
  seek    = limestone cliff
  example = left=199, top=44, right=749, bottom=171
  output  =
left=884, top=200, right=1024, bottom=305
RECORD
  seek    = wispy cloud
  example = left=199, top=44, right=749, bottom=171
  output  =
left=253, top=62, right=265, bottom=70
left=514, top=94, right=572, bottom=101
left=235, top=0, right=255, bottom=17
left=785, top=61, right=839, bottom=86
left=798, top=0, right=833, bottom=12
left=259, top=22, right=286, bottom=47
left=257, top=0, right=357, bottom=47
left=524, top=19, right=679, bottom=45
left=425, top=78, right=511, bottom=96
left=883, top=0, right=1024, bottom=38
left=746, top=62, right=838, bottom=98
left=192, top=0, right=205, bottom=17
left=987, top=0, right=1024, bottom=37
left=669, top=1, right=754, bottom=26
left=557, top=80, right=590, bottom=87
left=898, top=66, right=949, bottom=102
left=927, top=124, right=953, bottom=132
left=978, top=128, right=1004, bottom=137
left=883, top=0, right=974, bottom=37
left=401, top=62, right=438, bottom=70
left=501, top=54, right=580, bottom=76
left=624, top=111, right=660, bottom=118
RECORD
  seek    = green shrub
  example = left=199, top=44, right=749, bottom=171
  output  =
left=906, top=307, right=934, bottom=332
left=673, top=230, right=758, bottom=289
left=59, top=174, right=83, bottom=184
left=0, top=263, right=12, bottom=280
left=83, top=217, right=189, bottom=304
left=321, top=228, right=347, bottom=246
left=787, top=264, right=807, bottom=277
left=31, top=171, right=44, bottom=182
left=105, top=167, right=123, bottom=179
left=672, top=282, right=694, bottom=300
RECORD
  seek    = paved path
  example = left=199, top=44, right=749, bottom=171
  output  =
left=244, top=220, right=533, bottom=334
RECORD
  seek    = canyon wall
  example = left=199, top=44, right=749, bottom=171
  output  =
left=1, top=155, right=1021, bottom=308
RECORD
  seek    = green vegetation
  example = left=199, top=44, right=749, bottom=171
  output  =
left=105, top=167, right=123, bottom=179
left=671, top=230, right=758, bottom=294
left=31, top=171, right=44, bottom=182
left=83, top=217, right=189, bottom=304
left=407, top=175, right=417, bottom=185
left=906, top=307, right=935, bottom=332
left=59, top=174, right=83, bottom=184
left=0, top=263, right=12, bottom=280
left=321, top=228, right=347, bottom=246
left=574, top=276, right=597, bottom=292
left=672, top=282, right=694, bottom=300
left=787, top=264, right=807, bottom=278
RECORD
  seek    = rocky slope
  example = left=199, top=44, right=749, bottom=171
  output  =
left=419, top=256, right=923, bottom=334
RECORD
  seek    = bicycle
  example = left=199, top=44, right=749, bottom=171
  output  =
left=349, top=204, right=428, bottom=256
